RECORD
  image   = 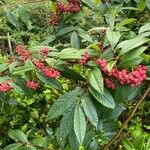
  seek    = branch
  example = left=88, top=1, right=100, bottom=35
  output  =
left=146, top=77, right=150, bottom=81
left=103, top=85, right=150, bottom=150
left=7, top=32, right=13, bottom=55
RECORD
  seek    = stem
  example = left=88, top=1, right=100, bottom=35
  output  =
left=103, top=85, right=150, bottom=150
left=7, top=32, right=13, bottom=55
left=146, top=77, right=150, bottom=81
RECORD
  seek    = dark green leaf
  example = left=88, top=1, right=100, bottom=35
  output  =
left=71, top=31, right=80, bottom=49
left=117, top=37, right=150, bottom=55
left=36, top=72, right=63, bottom=90
left=89, top=68, right=104, bottom=94
left=118, top=57, right=143, bottom=68
left=58, top=66, right=84, bottom=81
left=106, top=28, right=121, bottom=48
left=74, top=104, right=86, bottom=144
left=88, top=86, right=115, bottom=109
left=5, top=9, right=19, bottom=29
left=82, top=94, right=98, bottom=127
left=48, top=88, right=80, bottom=119
left=56, top=26, right=75, bottom=37
left=58, top=104, right=75, bottom=139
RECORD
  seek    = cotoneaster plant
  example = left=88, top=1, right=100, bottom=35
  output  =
left=1, top=1, right=150, bottom=149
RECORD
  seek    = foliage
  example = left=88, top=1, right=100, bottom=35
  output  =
left=0, top=0, right=150, bottom=149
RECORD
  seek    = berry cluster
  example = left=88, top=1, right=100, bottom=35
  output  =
left=33, top=61, right=60, bottom=78
left=26, top=80, right=39, bottom=90
left=48, top=15, right=60, bottom=26
left=0, top=82, right=13, bottom=92
left=16, top=45, right=31, bottom=62
left=79, top=51, right=90, bottom=65
left=97, top=59, right=147, bottom=87
left=57, top=1, right=80, bottom=13
left=104, top=78, right=116, bottom=89
left=40, top=47, right=49, bottom=57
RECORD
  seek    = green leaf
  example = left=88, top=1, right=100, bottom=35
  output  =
left=118, top=57, right=143, bottom=68
left=32, top=137, right=49, bottom=147
left=59, top=104, right=75, bottom=139
left=0, top=63, right=8, bottom=72
left=40, top=35, right=56, bottom=46
left=36, top=72, right=62, bottom=90
left=48, top=88, right=80, bottom=119
left=146, top=0, right=150, bottom=10
left=133, top=135, right=144, bottom=150
left=122, top=137, right=135, bottom=150
left=4, top=143, right=21, bottom=150
left=13, top=65, right=35, bottom=75
left=82, top=94, right=98, bottom=127
left=71, top=31, right=80, bottom=49
left=18, top=5, right=32, bottom=30
left=117, top=37, right=150, bottom=55
left=58, top=66, right=85, bottom=81
left=88, top=86, right=115, bottom=109
left=115, top=18, right=137, bottom=28
left=74, top=104, right=86, bottom=144
left=109, top=103, right=125, bottom=119
left=9, top=61, right=18, bottom=73
left=81, top=0, right=98, bottom=10
left=139, top=23, right=150, bottom=34
left=56, top=26, right=75, bottom=37
left=123, top=46, right=147, bottom=60
left=106, top=60, right=117, bottom=71
left=78, top=33, right=93, bottom=43
left=106, top=28, right=121, bottom=48
left=58, top=48, right=82, bottom=59
left=89, top=68, right=104, bottom=94
left=127, top=85, right=142, bottom=101
left=8, top=129, right=28, bottom=142
left=5, top=9, right=19, bottom=29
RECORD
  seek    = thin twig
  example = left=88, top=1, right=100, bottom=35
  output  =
left=146, top=77, right=150, bottom=81
left=7, top=32, right=13, bottom=55
left=103, top=85, right=150, bottom=150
